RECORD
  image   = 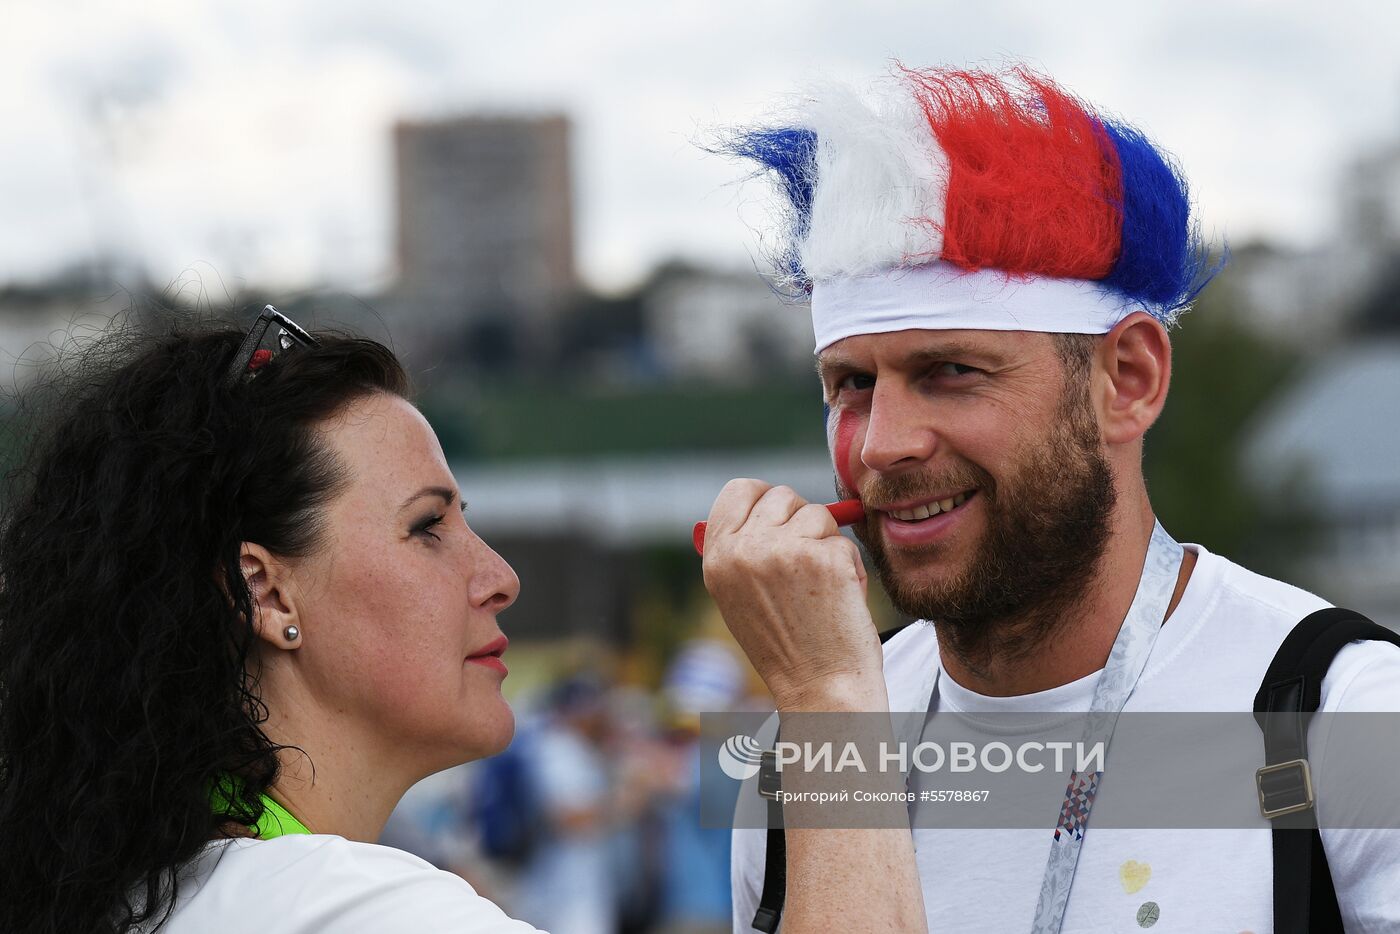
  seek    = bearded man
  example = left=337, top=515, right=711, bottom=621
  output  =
left=700, top=66, right=1400, bottom=933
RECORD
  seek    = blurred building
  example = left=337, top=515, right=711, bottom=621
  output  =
left=393, top=114, right=575, bottom=367
left=1230, top=137, right=1400, bottom=345
left=1345, top=141, right=1400, bottom=249
left=643, top=263, right=813, bottom=381
left=1243, top=338, right=1400, bottom=628
left=1224, top=242, right=1374, bottom=346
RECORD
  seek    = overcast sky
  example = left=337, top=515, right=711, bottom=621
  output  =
left=3, top=0, right=1399, bottom=295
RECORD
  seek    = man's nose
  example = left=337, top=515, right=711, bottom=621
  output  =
left=860, top=383, right=938, bottom=474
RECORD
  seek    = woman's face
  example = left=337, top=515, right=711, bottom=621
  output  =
left=284, top=392, right=520, bottom=772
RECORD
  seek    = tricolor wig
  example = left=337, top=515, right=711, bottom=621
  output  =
left=719, top=66, right=1220, bottom=334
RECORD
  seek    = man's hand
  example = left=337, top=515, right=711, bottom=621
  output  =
left=701, top=479, right=885, bottom=712
left=704, top=480, right=925, bottom=933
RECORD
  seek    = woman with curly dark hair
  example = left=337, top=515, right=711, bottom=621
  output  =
left=0, top=308, right=536, bottom=933
left=0, top=308, right=925, bottom=934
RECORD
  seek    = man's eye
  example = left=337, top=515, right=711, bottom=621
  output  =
left=935, top=363, right=979, bottom=378
left=838, top=373, right=876, bottom=392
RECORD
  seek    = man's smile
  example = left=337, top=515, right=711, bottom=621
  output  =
left=876, top=490, right=979, bottom=546
left=879, top=489, right=976, bottom=522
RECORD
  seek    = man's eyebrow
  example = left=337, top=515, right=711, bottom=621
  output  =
left=902, top=343, right=1009, bottom=367
left=399, top=486, right=457, bottom=510
left=816, top=354, right=862, bottom=381
left=817, top=342, right=1007, bottom=380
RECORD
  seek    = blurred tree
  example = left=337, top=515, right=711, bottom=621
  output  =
left=420, top=378, right=822, bottom=462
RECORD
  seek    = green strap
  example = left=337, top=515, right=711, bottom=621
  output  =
left=210, top=776, right=312, bottom=839
left=253, top=792, right=312, bottom=839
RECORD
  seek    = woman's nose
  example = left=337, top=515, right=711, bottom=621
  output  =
left=466, top=531, right=520, bottom=613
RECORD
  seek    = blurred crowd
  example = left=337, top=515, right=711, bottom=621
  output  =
left=381, top=637, right=768, bottom=934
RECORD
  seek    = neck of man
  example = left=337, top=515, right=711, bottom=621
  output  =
left=936, top=491, right=1196, bottom=698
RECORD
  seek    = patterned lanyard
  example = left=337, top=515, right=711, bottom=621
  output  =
left=919, top=521, right=1183, bottom=934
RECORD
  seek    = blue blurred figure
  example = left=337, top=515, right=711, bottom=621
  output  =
left=512, top=675, right=620, bottom=934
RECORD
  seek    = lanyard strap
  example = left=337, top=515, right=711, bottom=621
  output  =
left=1029, top=522, right=1181, bottom=932
left=915, top=521, right=1183, bottom=934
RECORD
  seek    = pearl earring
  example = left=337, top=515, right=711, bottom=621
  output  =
left=283, top=625, right=300, bottom=643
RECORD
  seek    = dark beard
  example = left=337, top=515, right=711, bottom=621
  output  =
left=852, top=387, right=1116, bottom=679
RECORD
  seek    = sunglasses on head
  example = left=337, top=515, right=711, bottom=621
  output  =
left=225, top=305, right=318, bottom=387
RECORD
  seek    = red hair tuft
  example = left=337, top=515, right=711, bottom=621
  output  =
left=902, top=66, right=1124, bottom=280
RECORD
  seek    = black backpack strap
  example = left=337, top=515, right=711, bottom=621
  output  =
left=1253, top=607, right=1400, bottom=934
left=751, top=622, right=913, bottom=932
left=752, top=789, right=786, bottom=932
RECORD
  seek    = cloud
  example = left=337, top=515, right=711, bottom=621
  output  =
left=2, top=0, right=1398, bottom=291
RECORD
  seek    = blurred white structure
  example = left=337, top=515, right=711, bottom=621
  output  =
left=1243, top=339, right=1400, bottom=627
left=644, top=266, right=813, bottom=380
left=0, top=278, right=141, bottom=389
left=1229, top=138, right=1400, bottom=345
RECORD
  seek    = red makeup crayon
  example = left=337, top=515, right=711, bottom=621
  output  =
left=692, top=498, right=865, bottom=556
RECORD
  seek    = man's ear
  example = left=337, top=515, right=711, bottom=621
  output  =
left=240, top=543, right=302, bottom=650
left=1094, top=311, right=1172, bottom=445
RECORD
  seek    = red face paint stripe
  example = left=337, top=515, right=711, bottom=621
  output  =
left=833, top=408, right=859, bottom=494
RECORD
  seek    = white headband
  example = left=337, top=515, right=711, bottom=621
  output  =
left=809, top=262, right=1140, bottom=353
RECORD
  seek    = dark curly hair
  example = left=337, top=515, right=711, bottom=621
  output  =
left=0, top=314, right=409, bottom=933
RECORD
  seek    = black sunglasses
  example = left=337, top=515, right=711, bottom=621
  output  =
left=225, top=305, right=318, bottom=387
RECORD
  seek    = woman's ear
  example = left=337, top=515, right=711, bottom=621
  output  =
left=240, top=543, right=303, bottom=650
left=1095, top=311, right=1172, bottom=446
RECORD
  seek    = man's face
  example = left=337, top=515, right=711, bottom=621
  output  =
left=818, top=328, right=1116, bottom=635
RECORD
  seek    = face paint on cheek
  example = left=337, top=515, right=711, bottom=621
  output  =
left=829, top=408, right=860, bottom=494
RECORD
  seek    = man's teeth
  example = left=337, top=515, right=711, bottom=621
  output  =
left=889, top=491, right=971, bottom=521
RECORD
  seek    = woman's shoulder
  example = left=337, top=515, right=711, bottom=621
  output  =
left=161, top=835, right=542, bottom=933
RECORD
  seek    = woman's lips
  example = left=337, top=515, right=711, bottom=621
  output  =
left=467, top=656, right=508, bottom=676
left=466, top=635, right=509, bottom=677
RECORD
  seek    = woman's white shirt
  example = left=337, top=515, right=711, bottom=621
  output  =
left=157, top=835, right=543, bottom=933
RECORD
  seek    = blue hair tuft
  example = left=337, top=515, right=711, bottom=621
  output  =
left=1102, top=121, right=1223, bottom=321
left=712, top=126, right=817, bottom=284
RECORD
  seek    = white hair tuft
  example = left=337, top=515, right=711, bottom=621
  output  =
left=798, top=76, right=948, bottom=280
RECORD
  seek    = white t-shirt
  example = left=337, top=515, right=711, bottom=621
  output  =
left=731, top=543, right=1400, bottom=933
left=157, top=834, right=543, bottom=933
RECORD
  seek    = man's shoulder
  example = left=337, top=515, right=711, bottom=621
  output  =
left=1146, top=546, right=1400, bottom=710
left=1203, top=546, right=1331, bottom=623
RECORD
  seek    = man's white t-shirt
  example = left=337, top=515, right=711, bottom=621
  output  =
left=731, top=543, right=1400, bottom=933
left=157, top=834, right=542, bottom=933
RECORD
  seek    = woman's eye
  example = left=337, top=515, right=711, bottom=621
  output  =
left=412, top=515, right=445, bottom=541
